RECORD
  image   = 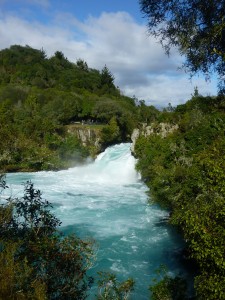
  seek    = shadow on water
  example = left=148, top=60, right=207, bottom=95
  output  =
left=61, top=220, right=196, bottom=300
left=66, top=192, right=85, bottom=197
left=154, top=216, right=197, bottom=298
left=61, top=223, right=94, bottom=238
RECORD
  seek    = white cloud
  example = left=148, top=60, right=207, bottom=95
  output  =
left=0, top=11, right=217, bottom=107
left=123, top=75, right=217, bottom=108
left=0, top=16, right=87, bottom=57
left=74, top=12, right=180, bottom=79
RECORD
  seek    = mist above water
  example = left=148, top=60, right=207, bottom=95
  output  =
left=6, top=143, right=187, bottom=299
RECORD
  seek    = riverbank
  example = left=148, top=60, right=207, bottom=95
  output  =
left=133, top=94, right=225, bottom=299
left=5, top=143, right=192, bottom=300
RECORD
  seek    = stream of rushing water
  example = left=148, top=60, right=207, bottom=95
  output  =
left=5, top=143, right=188, bottom=299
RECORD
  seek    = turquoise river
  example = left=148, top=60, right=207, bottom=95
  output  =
left=5, top=143, right=190, bottom=299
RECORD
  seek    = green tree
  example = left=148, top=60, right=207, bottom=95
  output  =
left=96, top=272, right=135, bottom=300
left=101, top=117, right=121, bottom=146
left=0, top=241, right=47, bottom=300
left=99, top=65, right=118, bottom=95
left=150, top=275, right=188, bottom=300
left=76, top=59, right=89, bottom=72
left=100, top=65, right=115, bottom=87
left=139, top=0, right=225, bottom=91
left=0, top=179, right=94, bottom=299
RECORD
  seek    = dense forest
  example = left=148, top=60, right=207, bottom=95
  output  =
left=0, top=45, right=157, bottom=172
left=137, top=0, right=225, bottom=298
left=135, top=93, right=225, bottom=299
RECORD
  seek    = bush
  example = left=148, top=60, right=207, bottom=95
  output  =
left=0, top=178, right=94, bottom=299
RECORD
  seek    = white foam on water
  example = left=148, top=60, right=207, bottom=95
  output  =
left=5, top=143, right=188, bottom=300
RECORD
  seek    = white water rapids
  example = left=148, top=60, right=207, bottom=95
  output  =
left=5, top=143, right=188, bottom=299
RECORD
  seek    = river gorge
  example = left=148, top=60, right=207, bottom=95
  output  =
left=5, top=143, right=190, bottom=299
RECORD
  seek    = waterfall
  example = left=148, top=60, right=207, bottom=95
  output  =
left=5, top=143, right=187, bottom=299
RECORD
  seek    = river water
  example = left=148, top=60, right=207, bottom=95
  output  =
left=5, top=143, right=188, bottom=299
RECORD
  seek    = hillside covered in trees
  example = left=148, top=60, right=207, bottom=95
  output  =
left=134, top=93, right=225, bottom=299
left=0, top=45, right=157, bottom=172
left=137, top=0, right=225, bottom=298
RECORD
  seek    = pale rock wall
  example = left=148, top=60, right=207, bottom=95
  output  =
left=67, top=125, right=102, bottom=153
left=131, top=123, right=179, bottom=154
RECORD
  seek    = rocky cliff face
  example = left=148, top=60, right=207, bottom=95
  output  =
left=66, top=124, right=102, bottom=155
left=131, top=122, right=179, bottom=154
left=130, top=128, right=140, bottom=154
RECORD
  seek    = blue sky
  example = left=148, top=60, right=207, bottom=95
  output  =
left=0, top=0, right=218, bottom=107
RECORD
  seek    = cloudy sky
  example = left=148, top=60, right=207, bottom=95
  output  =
left=0, top=0, right=218, bottom=107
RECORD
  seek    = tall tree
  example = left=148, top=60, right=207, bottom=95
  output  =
left=76, top=59, right=89, bottom=71
left=139, top=0, right=225, bottom=92
left=100, top=65, right=115, bottom=88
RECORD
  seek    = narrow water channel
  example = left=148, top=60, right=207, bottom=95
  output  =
left=6, top=143, right=189, bottom=299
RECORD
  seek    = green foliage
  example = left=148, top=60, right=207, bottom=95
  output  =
left=76, top=59, right=89, bottom=71
left=150, top=266, right=188, bottom=300
left=0, top=45, right=141, bottom=171
left=134, top=95, right=225, bottom=299
left=0, top=179, right=94, bottom=299
left=101, top=117, right=121, bottom=146
left=150, top=276, right=188, bottom=300
left=137, top=100, right=159, bottom=123
left=96, top=272, right=135, bottom=300
left=99, top=65, right=118, bottom=95
left=0, top=241, right=47, bottom=300
left=58, top=135, right=89, bottom=165
left=139, top=0, right=225, bottom=92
